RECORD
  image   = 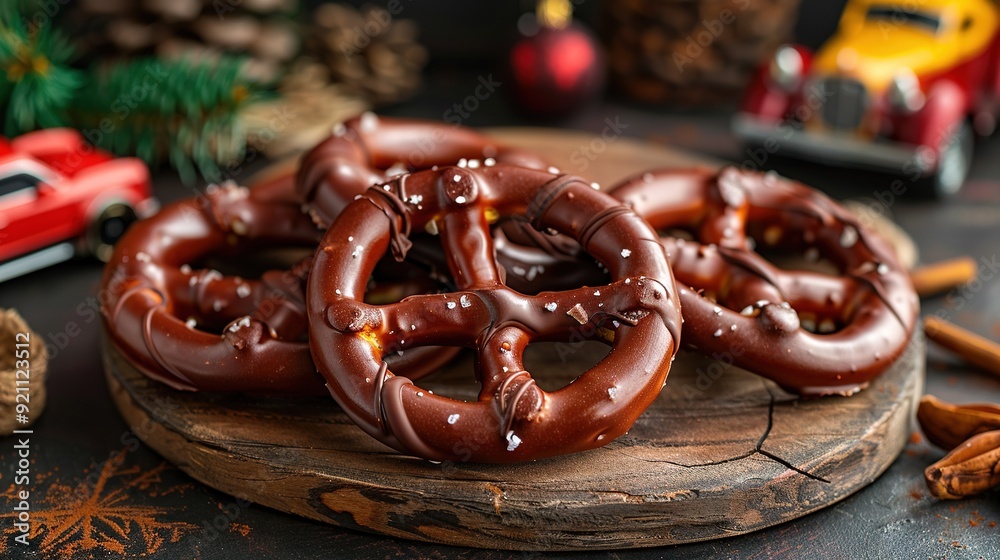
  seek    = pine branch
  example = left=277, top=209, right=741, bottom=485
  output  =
left=0, top=1, right=82, bottom=136
left=71, top=56, right=272, bottom=184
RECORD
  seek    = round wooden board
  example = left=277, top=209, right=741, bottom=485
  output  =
left=103, top=131, right=925, bottom=550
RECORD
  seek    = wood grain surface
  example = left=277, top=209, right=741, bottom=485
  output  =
left=102, top=131, right=925, bottom=550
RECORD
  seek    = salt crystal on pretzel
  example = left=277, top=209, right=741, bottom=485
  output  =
left=308, top=164, right=683, bottom=463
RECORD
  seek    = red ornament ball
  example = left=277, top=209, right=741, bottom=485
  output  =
left=508, top=23, right=606, bottom=117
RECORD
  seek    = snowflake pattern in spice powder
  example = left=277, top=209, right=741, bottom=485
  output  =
left=0, top=453, right=198, bottom=558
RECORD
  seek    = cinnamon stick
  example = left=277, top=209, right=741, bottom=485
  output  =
left=924, top=430, right=1000, bottom=499
left=924, top=316, right=1000, bottom=378
left=910, top=257, right=978, bottom=297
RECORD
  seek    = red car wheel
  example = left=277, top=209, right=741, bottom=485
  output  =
left=87, top=203, right=138, bottom=262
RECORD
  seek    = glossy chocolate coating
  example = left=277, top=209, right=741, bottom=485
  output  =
left=489, top=166, right=919, bottom=395
left=101, top=179, right=326, bottom=394
left=101, top=176, right=456, bottom=395
left=296, top=113, right=550, bottom=225
left=294, top=113, right=600, bottom=293
left=307, top=164, right=682, bottom=463
left=611, top=167, right=919, bottom=396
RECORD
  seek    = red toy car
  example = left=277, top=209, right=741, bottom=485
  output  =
left=0, top=128, right=157, bottom=282
left=734, top=0, right=1000, bottom=197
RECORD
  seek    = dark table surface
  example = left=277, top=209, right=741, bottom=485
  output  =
left=2, top=77, right=1000, bottom=559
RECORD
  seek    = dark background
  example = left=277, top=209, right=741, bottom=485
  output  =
left=3, top=1, right=1000, bottom=558
left=325, top=0, right=848, bottom=60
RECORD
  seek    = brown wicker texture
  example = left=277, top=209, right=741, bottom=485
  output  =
left=0, top=309, right=48, bottom=435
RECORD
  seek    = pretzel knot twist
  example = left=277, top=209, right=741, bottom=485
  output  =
left=307, top=164, right=683, bottom=463
left=296, top=113, right=593, bottom=290
left=101, top=176, right=450, bottom=395
left=612, top=167, right=919, bottom=396
left=296, top=112, right=549, bottom=227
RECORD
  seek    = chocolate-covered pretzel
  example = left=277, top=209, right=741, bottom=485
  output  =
left=295, top=113, right=592, bottom=293
left=101, top=177, right=455, bottom=395
left=308, top=164, right=682, bottom=462
left=612, top=167, right=919, bottom=396
left=297, top=112, right=550, bottom=225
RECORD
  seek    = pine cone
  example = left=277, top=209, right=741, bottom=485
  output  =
left=307, top=3, right=428, bottom=106
left=70, top=0, right=301, bottom=82
left=241, top=60, right=370, bottom=158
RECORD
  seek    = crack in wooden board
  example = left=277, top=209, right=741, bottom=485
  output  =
left=101, top=130, right=924, bottom=550
left=103, top=329, right=923, bottom=551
